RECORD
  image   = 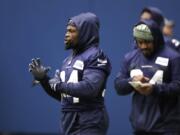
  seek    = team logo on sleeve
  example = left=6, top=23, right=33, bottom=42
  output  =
left=73, top=60, right=84, bottom=70
left=97, top=58, right=107, bottom=66
left=172, top=39, right=180, bottom=47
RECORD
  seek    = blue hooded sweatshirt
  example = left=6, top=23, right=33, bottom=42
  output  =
left=141, top=7, right=164, bottom=29
left=40, top=12, right=111, bottom=112
left=115, top=20, right=180, bottom=133
left=139, top=7, right=180, bottom=53
left=133, top=7, right=165, bottom=49
left=164, top=35, right=180, bottom=53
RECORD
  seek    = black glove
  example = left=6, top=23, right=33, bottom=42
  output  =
left=29, top=58, right=51, bottom=81
left=49, top=70, right=61, bottom=91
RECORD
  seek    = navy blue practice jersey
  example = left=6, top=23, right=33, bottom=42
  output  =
left=57, top=46, right=111, bottom=111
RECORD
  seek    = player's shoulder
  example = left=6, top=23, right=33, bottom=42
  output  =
left=124, top=49, right=140, bottom=62
left=81, top=46, right=109, bottom=62
left=81, top=46, right=111, bottom=73
left=161, top=45, right=180, bottom=60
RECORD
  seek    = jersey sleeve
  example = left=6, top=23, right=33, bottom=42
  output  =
left=153, top=56, right=180, bottom=96
left=40, top=71, right=61, bottom=102
left=114, top=56, right=134, bottom=95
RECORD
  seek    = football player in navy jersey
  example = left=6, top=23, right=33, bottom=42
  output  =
left=29, top=12, right=111, bottom=135
left=114, top=19, right=180, bottom=135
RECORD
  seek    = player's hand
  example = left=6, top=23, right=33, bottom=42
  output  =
left=29, top=58, right=50, bottom=81
left=134, top=83, right=153, bottom=96
left=132, top=75, right=149, bottom=83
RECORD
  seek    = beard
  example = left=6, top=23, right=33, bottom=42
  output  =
left=65, top=42, right=78, bottom=50
left=64, top=39, right=74, bottom=50
left=141, top=49, right=153, bottom=58
left=65, top=43, right=73, bottom=50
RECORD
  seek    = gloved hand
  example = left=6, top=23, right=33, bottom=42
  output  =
left=49, top=70, right=61, bottom=91
left=29, top=58, right=51, bottom=81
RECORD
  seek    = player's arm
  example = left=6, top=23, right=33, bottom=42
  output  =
left=55, top=69, right=106, bottom=99
left=114, top=58, right=134, bottom=95
left=40, top=72, right=61, bottom=101
left=49, top=54, right=111, bottom=99
left=153, top=56, right=180, bottom=96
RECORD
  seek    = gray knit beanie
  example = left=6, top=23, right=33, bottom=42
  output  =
left=133, top=24, right=153, bottom=41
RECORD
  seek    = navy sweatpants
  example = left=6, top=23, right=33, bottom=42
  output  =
left=60, top=108, right=109, bottom=135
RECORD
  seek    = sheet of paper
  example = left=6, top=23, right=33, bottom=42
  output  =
left=128, top=81, right=143, bottom=89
